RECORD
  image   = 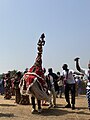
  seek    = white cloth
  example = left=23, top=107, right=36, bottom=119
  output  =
left=80, top=68, right=90, bottom=90
left=62, top=69, right=75, bottom=84
left=49, top=75, right=54, bottom=88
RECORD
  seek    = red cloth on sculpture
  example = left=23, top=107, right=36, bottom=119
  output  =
left=24, top=65, right=45, bottom=88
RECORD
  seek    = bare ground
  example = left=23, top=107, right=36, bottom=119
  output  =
left=0, top=95, right=90, bottom=120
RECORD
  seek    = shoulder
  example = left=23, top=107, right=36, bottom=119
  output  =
left=61, top=70, right=66, bottom=75
left=48, top=75, right=53, bottom=80
left=53, top=73, right=58, bottom=79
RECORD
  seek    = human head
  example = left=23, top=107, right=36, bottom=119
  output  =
left=62, top=64, right=68, bottom=70
left=57, top=72, right=60, bottom=76
left=6, top=72, right=10, bottom=78
left=48, top=68, right=53, bottom=73
left=25, top=68, right=28, bottom=72
left=88, top=60, right=90, bottom=69
left=16, top=71, right=22, bottom=77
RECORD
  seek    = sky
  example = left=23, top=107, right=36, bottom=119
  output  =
left=0, top=0, right=90, bottom=74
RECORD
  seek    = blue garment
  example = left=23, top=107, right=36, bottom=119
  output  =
left=0, top=79, right=4, bottom=94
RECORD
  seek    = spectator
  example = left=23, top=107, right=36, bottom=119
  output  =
left=4, top=72, right=12, bottom=99
left=57, top=72, right=64, bottom=98
left=14, top=71, right=22, bottom=104
left=48, top=68, right=58, bottom=108
left=74, top=57, right=90, bottom=111
left=61, top=64, right=82, bottom=110
left=0, top=78, right=4, bottom=95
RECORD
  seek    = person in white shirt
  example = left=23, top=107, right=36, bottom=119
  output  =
left=57, top=72, right=64, bottom=98
left=74, top=57, right=90, bottom=111
left=62, top=64, right=82, bottom=110
left=47, top=68, right=58, bottom=108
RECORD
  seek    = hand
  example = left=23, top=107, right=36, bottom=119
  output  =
left=74, top=57, right=80, bottom=61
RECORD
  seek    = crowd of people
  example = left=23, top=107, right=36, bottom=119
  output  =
left=0, top=63, right=89, bottom=113
left=0, top=33, right=90, bottom=113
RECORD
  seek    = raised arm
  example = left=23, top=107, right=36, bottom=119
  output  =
left=74, top=57, right=85, bottom=74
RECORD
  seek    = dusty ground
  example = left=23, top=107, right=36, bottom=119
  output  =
left=0, top=94, right=90, bottom=120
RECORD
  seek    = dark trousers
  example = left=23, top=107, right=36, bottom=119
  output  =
left=86, top=89, right=90, bottom=109
left=15, top=88, right=21, bottom=104
left=31, top=95, right=41, bottom=109
left=65, top=83, right=76, bottom=105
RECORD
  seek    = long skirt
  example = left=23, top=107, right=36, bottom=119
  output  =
left=29, top=80, right=50, bottom=102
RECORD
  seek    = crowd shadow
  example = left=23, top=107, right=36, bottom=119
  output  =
left=41, top=108, right=72, bottom=116
left=0, top=103, right=17, bottom=107
left=75, top=111, right=90, bottom=115
left=0, top=113, right=15, bottom=117
left=38, top=106, right=90, bottom=116
left=76, top=106, right=88, bottom=110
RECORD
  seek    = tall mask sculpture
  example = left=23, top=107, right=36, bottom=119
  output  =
left=19, top=33, right=50, bottom=101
